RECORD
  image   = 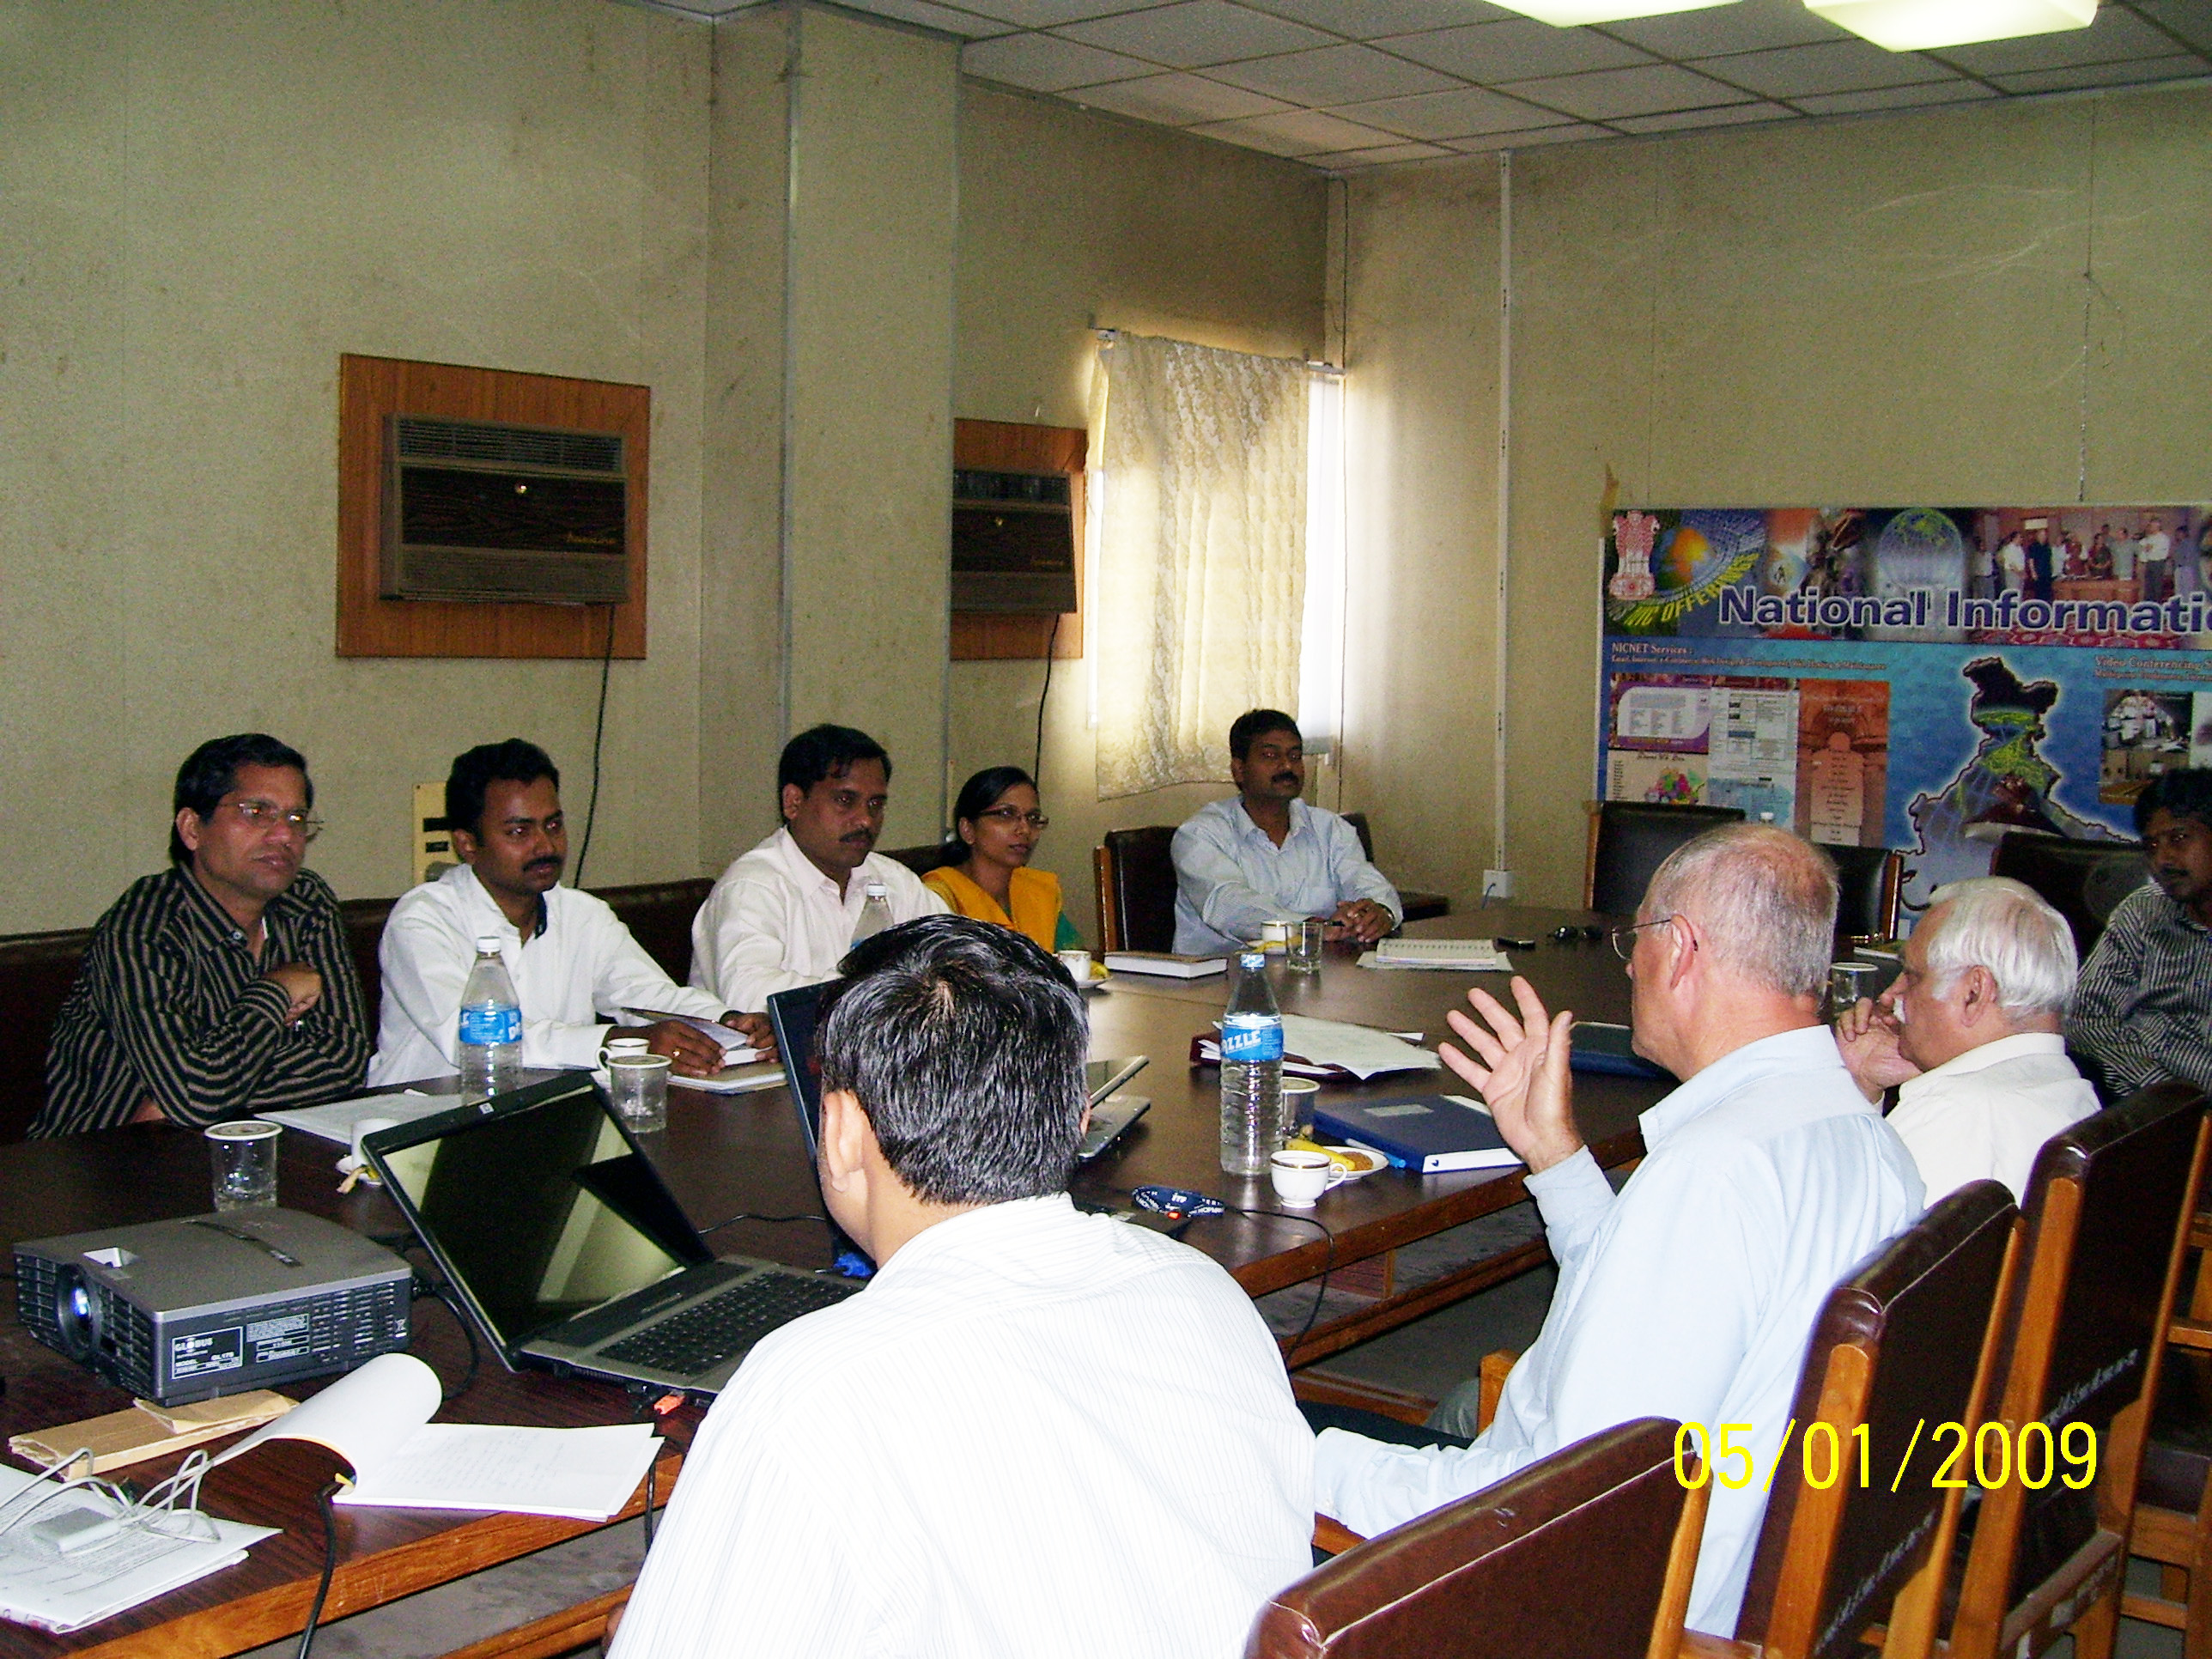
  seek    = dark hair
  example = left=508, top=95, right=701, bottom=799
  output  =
left=814, top=915, right=1085, bottom=1206
left=2136, top=768, right=2212, bottom=838
left=951, top=766, right=1037, bottom=839
left=171, top=734, right=311, bottom=865
left=778, top=725, right=891, bottom=817
left=447, top=740, right=559, bottom=842
left=1230, top=708, right=1301, bottom=763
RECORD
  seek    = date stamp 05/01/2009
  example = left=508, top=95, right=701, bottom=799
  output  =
left=1672, top=1420, right=2098, bottom=1494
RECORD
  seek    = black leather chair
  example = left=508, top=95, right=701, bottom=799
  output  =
left=880, top=842, right=963, bottom=879
left=1585, top=803, right=1745, bottom=917
left=1828, top=845, right=1903, bottom=942
left=1340, top=811, right=1450, bottom=925
left=1987, top=830, right=2148, bottom=958
left=1261, top=1419, right=1705, bottom=1659
left=1097, top=825, right=1179, bottom=953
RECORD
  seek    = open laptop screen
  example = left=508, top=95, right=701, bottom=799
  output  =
left=371, top=1076, right=709, bottom=1358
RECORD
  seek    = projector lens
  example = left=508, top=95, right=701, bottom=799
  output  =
left=54, top=1265, right=97, bottom=1358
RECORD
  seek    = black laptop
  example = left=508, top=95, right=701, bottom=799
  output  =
left=764, top=981, right=1151, bottom=1160
left=363, top=1075, right=855, bottom=1396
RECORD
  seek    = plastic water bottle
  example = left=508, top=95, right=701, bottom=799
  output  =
left=457, top=935, right=523, bottom=1102
left=1218, top=950, right=1284, bottom=1176
left=850, top=881, right=894, bottom=948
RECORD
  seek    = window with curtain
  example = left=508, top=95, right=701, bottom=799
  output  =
left=1085, top=332, right=1320, bottom=800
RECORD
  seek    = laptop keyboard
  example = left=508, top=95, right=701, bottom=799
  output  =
left=599, top=1272, right=854, bottom=1375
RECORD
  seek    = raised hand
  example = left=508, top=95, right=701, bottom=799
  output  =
left=1440, top=975, right=1583, bottom=1174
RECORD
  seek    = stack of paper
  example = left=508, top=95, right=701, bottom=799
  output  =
left=1360, top=939, right=1514, bottom=972
left=258, top=1090, right=459, bottom=1146
left=1198, top=1016, right=1441, bottom=1082
left=0, top=1467, right=276, bottom=1635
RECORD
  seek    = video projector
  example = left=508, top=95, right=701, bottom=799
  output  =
left=15, top=1208, right=412, bottom=1406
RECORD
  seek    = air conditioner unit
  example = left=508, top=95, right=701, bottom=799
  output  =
left=381, top=416, right=631, bottom=605
left=951, top=468, right=1077, bottom=615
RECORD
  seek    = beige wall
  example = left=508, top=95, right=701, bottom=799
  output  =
left=1342, top=82, right=2212, bottom=912
left=949, top=83, right=1329, bottom=942
left=0, top=0, right=714, bottom=933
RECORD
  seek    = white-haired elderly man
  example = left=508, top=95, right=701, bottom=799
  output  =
left=1835, top=877, right=2098, bottom=1205
left=1311, top=825, right=1922, bottom=1640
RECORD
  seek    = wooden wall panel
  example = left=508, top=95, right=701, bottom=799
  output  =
left=336, top=353, right=649, bottom=659
left=951, top=418, right=1084, bottom=662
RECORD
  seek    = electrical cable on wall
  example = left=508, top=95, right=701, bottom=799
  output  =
left=1034, top=614, right=1061, bottom=782
left=572, top=602, right=617, bottom=887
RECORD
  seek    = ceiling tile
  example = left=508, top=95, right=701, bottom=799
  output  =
left=834, top=0, right=1019, bottom=36
left=1304, top=141, right=1457, bottom=166
left=1389, top=18, right=1654, bottom=81
left=955, top=0, right=1160, bottom=23
left=1338, top=84, right=1576, bottom=136
left=1500, top=61, right=1753, bottom=117
left=1206, top=42, right=1462, bottom=101
left=1240, top=0, right=1516, bottom=35
left=1448, top=121, right=1614, bottom=148
left=1072, top=70, right=1295, bottom=121
left=2125, top=0, right=2212, bottom=55
left=1689, top=39, right=1960, bottom=97
left=1612, top=98, right=1796, bottom=128
left=1598, top=0, right=1854, bottom=58
left=1058, top=1, right=1335, bottom=64
left=1990, top=52, right=2203, bottom=88
left=962, top=32, right=1160, bottom=87
left=1938, top=4, right=2183, bottom=70
left=1792, top=80, right=1999, bottom=111
left=1188, top=106, right=1412, bottom=152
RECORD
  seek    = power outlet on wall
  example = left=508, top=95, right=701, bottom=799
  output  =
left=1481, top=869, right=1516, bottom=901
left=412, top=782, right=456, bottom=888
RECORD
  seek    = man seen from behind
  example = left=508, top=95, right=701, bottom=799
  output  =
left=1312, top=825, right=1921, bottom=1637
left=614, top=915, right=1311, bottom=1657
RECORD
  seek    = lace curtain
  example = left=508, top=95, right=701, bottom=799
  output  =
left=1090, top=333, right=1310, bottom=799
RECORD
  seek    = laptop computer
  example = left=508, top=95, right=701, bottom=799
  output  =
left=764, top=981, right=1151, bottom=1161
left=362, top=1075, right=856, bottom=1397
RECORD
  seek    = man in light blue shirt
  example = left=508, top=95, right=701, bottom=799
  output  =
left=1171, top=709, right=1401, bottom=956
left=1310, top=825, right=1923, bottom=1638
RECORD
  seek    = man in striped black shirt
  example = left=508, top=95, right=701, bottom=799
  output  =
left=35, top=734, right=370, bottom=1135
left=2069, top=768, right=2212, bottom=1096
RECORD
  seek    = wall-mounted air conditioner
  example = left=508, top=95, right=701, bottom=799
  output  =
left=380, top=416, right=630, bottom=605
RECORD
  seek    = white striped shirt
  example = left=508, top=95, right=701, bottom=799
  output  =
left=613, top=1196, right=1313, bottom=1659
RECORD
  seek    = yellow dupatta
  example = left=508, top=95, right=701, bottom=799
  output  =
left=923, top=863, right=1065, bottom=953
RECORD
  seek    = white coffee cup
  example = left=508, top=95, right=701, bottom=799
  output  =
left=1057, top=949, right=1092, bottom=981
left=1269, top=1148, right=1333, bottom=1209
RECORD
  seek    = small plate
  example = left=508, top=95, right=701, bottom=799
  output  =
left=1325, top=1146, right=1388, bottom=1187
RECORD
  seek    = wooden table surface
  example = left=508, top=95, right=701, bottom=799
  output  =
left=0, top=905, right=1663, bottom=1656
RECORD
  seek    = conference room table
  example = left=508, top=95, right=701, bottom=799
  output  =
left=0, top=905, right=1666, bottom=1657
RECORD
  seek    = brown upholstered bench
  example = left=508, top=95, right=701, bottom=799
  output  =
left=0, top=877, right=717, bottom=1147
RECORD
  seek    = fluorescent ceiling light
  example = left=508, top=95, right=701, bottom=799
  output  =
left=1804, top=0, right=2095, bottom=49
left=1489, top=0, right=1740, bottom=27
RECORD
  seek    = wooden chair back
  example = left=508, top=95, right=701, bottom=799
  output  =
left=1097, top=825, right=1179, bottom=954
left=1727, top=1182, right=2021, bottom=1659
left=1945, top=1082, right=2210, bottom=1659
left=1256, top=1419, right=1706, bottom=1659
left=1584, top=803, right=1745, bottom=916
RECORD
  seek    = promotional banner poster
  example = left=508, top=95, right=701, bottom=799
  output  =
left=1599, top=504, right=2212, bottom=918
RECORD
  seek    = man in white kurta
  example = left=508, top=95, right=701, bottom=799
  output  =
left=371, top=742, right=745, bottom=1085
left=614, top=917, right=1311, bottom=1659
left=690, top=724, right=946, bottom=1012
left=1836, top=877, right=2098, bottom=1203
left=1312, top=826, right=1923, bottom=1638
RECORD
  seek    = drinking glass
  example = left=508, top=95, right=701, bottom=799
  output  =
left=1287, top=917, right=1325, bottom=975
left=206, top=1120, right=281, bottom=1212
left=608, top=1053, right=672, bottom=1133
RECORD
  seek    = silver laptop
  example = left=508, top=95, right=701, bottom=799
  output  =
left=363, top=1074, right=855, bottom=1397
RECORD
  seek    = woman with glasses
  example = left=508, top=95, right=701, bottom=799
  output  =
left=924, top=767, right=1081, bottom=953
